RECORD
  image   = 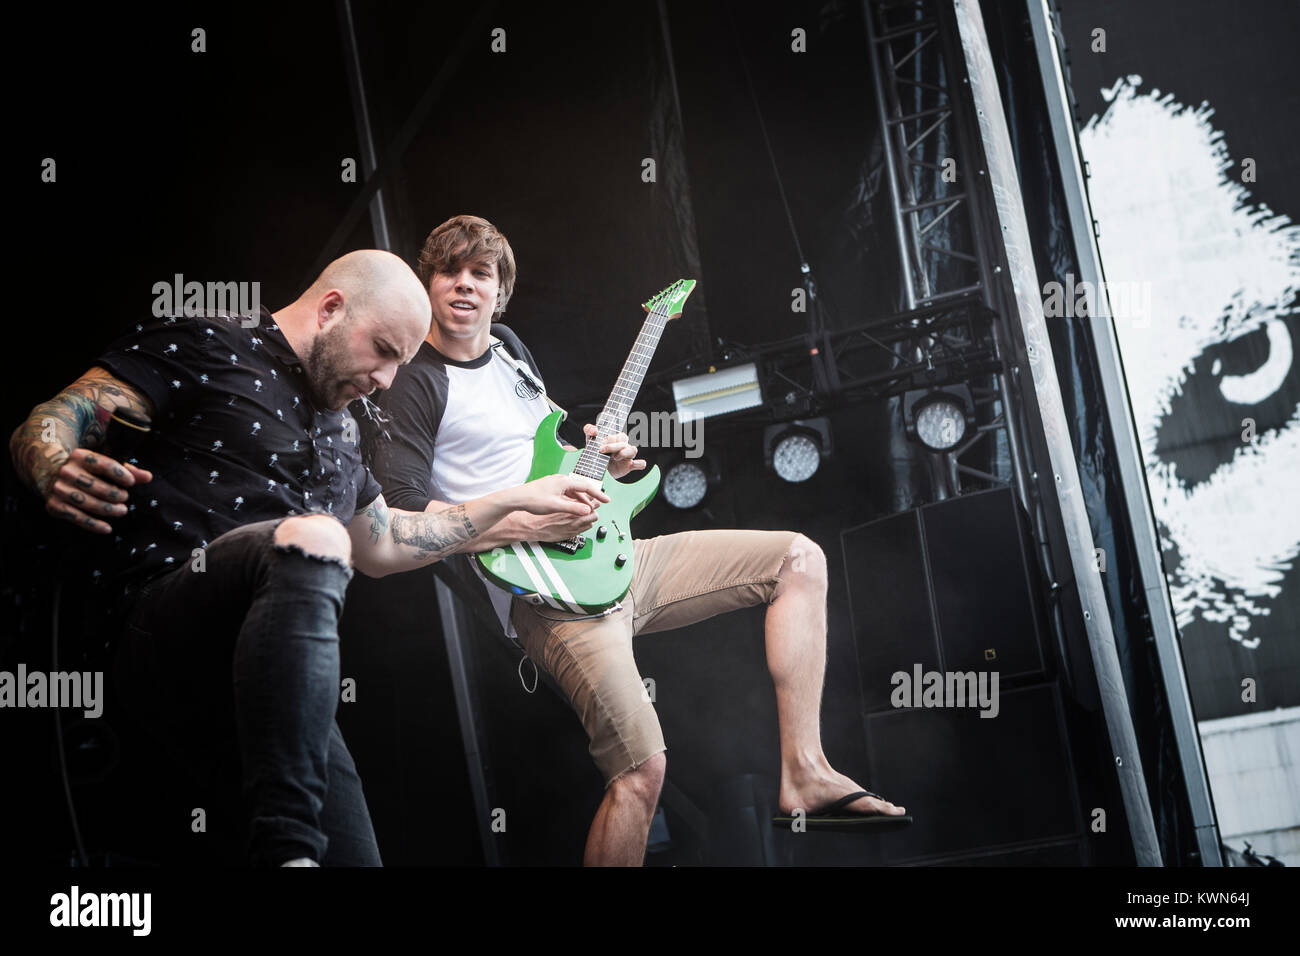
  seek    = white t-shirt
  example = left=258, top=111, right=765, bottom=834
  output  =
left=366, top=328, right=553, bottom=637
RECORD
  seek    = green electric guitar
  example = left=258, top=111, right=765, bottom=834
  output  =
left=476, top=279, right=697, bottom=614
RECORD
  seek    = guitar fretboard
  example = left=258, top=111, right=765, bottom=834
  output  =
left=571, top=305, right=671, bottom=481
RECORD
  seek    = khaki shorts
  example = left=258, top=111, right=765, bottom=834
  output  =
left=509, top=528, right=799, bottom=785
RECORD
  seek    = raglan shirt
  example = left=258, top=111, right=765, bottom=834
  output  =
left=363, top=325, right=552, bottom=637
left=88, top=308, right=382, bottom=594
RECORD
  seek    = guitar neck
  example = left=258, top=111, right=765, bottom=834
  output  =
left=572, top=306, right=672, bottom=480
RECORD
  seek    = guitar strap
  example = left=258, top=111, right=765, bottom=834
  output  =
left=488, top=333, right=567, bottom=421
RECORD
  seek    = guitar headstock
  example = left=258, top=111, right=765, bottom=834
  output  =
left=642, top=279, right=697, bottom=320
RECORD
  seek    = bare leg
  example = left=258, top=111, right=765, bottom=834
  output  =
left=767, top=535, right=907, bottom=818
left=584, top=751, right=666, bottom=866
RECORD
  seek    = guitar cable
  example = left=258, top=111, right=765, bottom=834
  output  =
left=50, top=576, right=89, bottom=867
left=516, top=655, right=539, bottom=695
left=512, top=603, right=623, bottom=695
left=528, top=603, right=623, bottom=624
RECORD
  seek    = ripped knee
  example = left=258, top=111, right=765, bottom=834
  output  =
left=273, top=514, right=352, bottom=568
left=610, top=750, right=666, bottom=802
left=775, top=533, right=827, bottom=595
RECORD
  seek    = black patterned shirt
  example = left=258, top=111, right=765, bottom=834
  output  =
left=90, top=306, right=381, bottom=589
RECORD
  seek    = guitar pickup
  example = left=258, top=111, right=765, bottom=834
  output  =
left=551, top=534, right=587, bottom=555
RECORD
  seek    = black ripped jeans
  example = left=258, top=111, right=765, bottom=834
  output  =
left=110, top=517, right=381, bottom=866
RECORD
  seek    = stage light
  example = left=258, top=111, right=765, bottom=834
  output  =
left=915, top=396, right=966, bottom=450
left=773, top=434, right=820, bottom=482
left=672, top=362, right=763, bottom=421
left=663, top=460, right=709, bottom=509
left=764, top=418, right=832, bottom=483
left=904, top=387, right=974, bottom=453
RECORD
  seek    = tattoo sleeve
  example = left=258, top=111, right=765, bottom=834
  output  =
left=9, top=367, right=154, bottom=498
left=389, top=504, right=480, bottom=563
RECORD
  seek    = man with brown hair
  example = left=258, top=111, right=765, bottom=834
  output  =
left=367, top=216, right=910, bottom=865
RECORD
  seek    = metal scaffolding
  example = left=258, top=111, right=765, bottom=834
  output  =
left=942, top=0, right=1162, bottom=864
left=867, top=0, right=984, bottom=308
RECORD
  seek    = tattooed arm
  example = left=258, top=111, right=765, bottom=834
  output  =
left=347, top=474, right=609, bottom=578
left=9, top=366, right=155, bottom=534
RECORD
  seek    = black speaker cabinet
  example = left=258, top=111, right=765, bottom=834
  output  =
left=841, top=486, right=1049, bottom=712
left=773, top=679, right=1086, bottom=867
left=835, top=488, right=1085, bottom=865
left=864, top=681, right=1083, bottom=863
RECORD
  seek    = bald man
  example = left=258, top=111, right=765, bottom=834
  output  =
left=9, top=250, right=606, bottom=866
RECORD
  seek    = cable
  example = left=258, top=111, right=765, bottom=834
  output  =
left=50, top=578, right=89, bottom=867
left=47, top=407, right=153, bottom=866
left=516, top=655, right=539, bottom=695
left=528, top=601, right=624, bottom=624
left=726, top=2, right=808, bottom=269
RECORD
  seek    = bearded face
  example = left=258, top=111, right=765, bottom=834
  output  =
left=303, top=314, right=367, bottom=411
left=1080, top=76, right=1300, bottom=648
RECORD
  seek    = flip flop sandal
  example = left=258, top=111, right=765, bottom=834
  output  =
left=772, top=790, right=915, bottom=831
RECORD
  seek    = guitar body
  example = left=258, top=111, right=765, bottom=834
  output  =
left=475, top=278, right=694, bottom=613
left=476, top=410, right=661, bottom=613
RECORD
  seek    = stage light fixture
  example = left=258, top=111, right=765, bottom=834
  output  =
left=764, top=418, right=832, bottom=484
left=773, top=434, right=820, bottom=482
left=904, top=387, right=974, bottom=453
left=672, top=362, right=763, bottom=421
left=663, top=459, right=709, bottom=509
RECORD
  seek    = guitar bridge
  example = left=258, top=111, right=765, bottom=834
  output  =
left=551, top=534, right=587, bottom=555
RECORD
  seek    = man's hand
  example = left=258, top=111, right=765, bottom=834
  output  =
left=514, top=472, right=609, bottom=516
left=506, top=508, right=599, bottom=543
left=10, top=367, right=157, bottom=534
left=583, top=423, right=646, bottom=480
left=394, top=471, right=611, bottom=559
left=44, top=448, right=152, bottom=534
left=455, top=474, right=610, bottom=551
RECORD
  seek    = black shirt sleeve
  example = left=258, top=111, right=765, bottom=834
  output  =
left=363, top=355, right=448, bottom=513
left=353, top=462, right=384, bottom=513
left=94, top=315, right=206, bottom=421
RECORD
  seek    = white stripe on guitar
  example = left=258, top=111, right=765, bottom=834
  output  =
left=509, top=542, right=567, bottom=611
left=527, top=541, right=583, bottom=613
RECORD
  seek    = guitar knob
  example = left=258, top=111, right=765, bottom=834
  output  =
left=596, top=526, right=608, bottom=541
left=615, top=553, right=627, bottom=568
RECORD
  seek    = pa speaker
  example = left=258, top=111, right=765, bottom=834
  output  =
left=864, top=681, right=1082, bottom=863
left=841, top=486, right=1048, bottom=712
